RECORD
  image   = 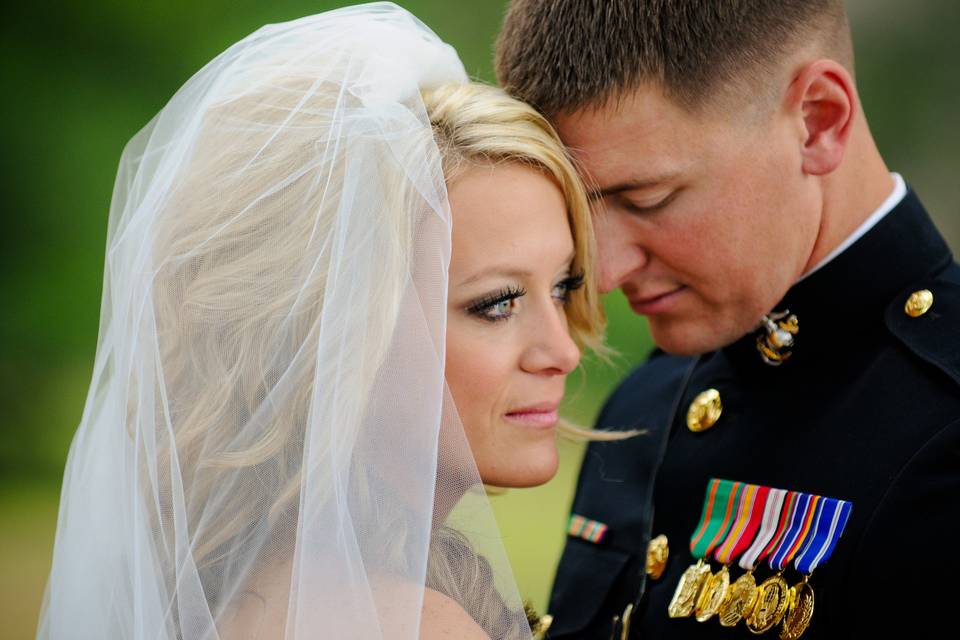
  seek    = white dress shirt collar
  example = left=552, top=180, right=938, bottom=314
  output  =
left=798, top=173, right=907, bottom=283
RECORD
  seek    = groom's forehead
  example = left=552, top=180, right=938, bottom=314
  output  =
left=552, top=87, right=726, bottom=183
left=554, top=83, right=738, bottom=145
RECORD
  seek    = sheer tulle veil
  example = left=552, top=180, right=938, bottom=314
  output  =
left=38, top=4, right=533, bottom=638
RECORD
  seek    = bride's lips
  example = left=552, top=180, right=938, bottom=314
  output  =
left=504, top=402, right=560, bottom=428
left=628, top=286, right=686, bottom=315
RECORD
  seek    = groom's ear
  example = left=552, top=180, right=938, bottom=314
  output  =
left=783, top=59, right=857, bottom=176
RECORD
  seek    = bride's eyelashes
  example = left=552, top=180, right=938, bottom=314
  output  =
left=465, top=271, right=585, bottom=323
left=552, top=270, right=585, bottom=303
left=466, top=285, right=527, bottom=322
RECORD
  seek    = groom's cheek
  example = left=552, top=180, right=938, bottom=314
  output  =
left=592, top=210, right=650, bottom=294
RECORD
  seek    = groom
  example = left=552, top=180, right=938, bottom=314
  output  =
left=497, top=1, right=959, bottom=638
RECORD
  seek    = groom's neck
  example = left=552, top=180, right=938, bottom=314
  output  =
left=802, top=113, right=895, bottom=276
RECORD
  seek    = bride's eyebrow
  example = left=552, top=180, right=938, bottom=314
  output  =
left=457, top=266, right=532, bottom=287
left=457, top=250, right=576, bottom=287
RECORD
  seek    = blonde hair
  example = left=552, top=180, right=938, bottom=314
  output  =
left=424, top=82, right=626, bottom=443
left=424, top=82, right=605, bottom=353
left=422, top=82, right=631, bottom=635
left=145, top=78, right=618, bottom=636
left=147, top=76, right=418, bottom=610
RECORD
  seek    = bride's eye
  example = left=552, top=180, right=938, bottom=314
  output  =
left=552, top=271, right=585, bottom=303
left=466, top=286, right=526, bottom=322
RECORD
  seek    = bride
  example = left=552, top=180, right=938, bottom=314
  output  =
left=37, top=4, right=611, bottom=639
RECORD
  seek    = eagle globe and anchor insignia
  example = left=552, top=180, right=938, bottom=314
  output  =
left=756, top=311, right=799, bottom=366
left=667, top=479, right=852, bottom=639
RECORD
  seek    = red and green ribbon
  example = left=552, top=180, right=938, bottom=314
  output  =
left=689, top=478, right=744, bottom=560
left=713, top=484, right=770, bottom=565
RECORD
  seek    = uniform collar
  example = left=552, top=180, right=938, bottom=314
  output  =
left=723, top=186, right=953, bottom=372
left=798, top=173, right=907, bottom=282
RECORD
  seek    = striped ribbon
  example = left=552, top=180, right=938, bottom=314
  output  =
left=714, top=484, right=769, bottom=565
left=690, top=479, right=744, bottom=560
left=738, top=488, right=787, bottom=571
left=769, top=494, right=821, bottom=571
left=758, top=491, right=799, bottom=566
left=793, top=498, right=853, bottom=575
left=567, top=514, right=608, bottom=543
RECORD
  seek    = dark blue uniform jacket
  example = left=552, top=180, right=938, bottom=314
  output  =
left=548, top=190, right=960, bottom=639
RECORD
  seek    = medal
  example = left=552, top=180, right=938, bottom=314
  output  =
left=715, top=485, right=782, bottom=627
left=779, top=577, right=814, bottom=640
left=694, top=564, right=730, bottom=622
left=699, top=484, right=766, bottom=623
left=779, top=498, right=853, bottom=639
left=672, top=479, right=854, bottom=634
left=748, top=572, right=793, bottom=634
left=719, top=488, right=787, bottom=626
left=667, top=559, right=712, bottom=618
left=744, top=491, right=799, bottom=633
left=747, top=493, right=819, bottom=634
left=720, top=570, right=759, bottom=627
left=669, top=479, right=743, bottom=618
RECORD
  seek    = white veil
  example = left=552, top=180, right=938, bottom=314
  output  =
left=38, top=4, right=532, bottom=638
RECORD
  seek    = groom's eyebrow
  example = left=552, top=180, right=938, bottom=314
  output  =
left=589, top=173, right=680, bottom=201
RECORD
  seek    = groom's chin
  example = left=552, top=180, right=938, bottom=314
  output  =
left=647, top=318, right=742, bottom=357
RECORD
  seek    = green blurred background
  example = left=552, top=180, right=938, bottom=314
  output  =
left=1, top=1, right=956, bottom=637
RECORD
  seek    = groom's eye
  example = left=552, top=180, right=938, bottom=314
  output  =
left=620, top=190, right=678, bottom=215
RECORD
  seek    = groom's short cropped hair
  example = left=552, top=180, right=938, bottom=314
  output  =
left=495, top=0, right=851, bottom=115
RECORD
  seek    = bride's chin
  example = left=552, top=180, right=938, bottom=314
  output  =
left=481, top=444, right=560, bottom=489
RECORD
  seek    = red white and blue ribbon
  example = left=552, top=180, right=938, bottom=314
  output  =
left=738, top=487, right=788, bottom=571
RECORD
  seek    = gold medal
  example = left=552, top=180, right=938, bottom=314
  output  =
left=745, top=573, right=792, bottom=634
left=718, top=570, right=759, bottom=627
left=672, top=480, right=746, bottom=619
left=667, top=559, right=711, bottom=618
left=694, top=564, right=730, bottom=622
left=779, top=578, right=815, bottom=640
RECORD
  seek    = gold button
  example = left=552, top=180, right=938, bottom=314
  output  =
left=687, top=389, right=723, bottom=432
left=905, top=289, right=934, bottom=317
left=646, top=534, right=669, bottom=580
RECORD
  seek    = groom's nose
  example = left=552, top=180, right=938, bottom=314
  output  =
left=595, top=217, right=649, bottom=293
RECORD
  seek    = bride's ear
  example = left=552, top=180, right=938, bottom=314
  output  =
left=783, top=59, right=857, bottom=176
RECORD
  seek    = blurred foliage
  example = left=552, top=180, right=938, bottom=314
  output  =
left=1, top=1, right=957, bottom=636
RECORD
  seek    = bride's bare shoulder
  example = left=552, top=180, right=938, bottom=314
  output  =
left=420, top=588, right=490, bottom=640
